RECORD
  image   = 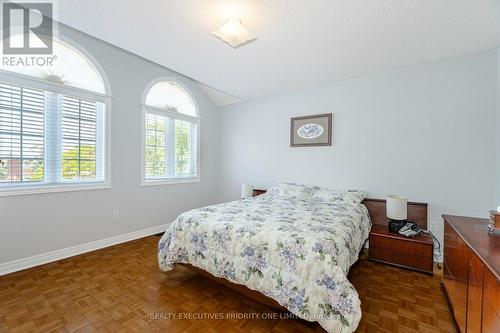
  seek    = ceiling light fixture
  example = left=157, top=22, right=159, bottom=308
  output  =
left=212, top=18, right=256, bottom=48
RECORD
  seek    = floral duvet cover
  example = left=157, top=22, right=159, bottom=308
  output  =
left=158, top=193, right=371, bottom=333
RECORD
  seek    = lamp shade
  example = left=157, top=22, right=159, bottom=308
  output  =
left=241, top=184, right=254, bottom=199
left=386, top=195, right=408, bottom=221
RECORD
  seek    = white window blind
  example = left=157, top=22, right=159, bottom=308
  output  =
left=145, top=112, right=198, bottom=180
left=0, top=81, right=106, bottom=190
left=145, top=113, right=166, bottom=178
left=174, top=119, right=197, bottom=177
left=0, top=83, right=45, bottom=183
left=61, top=96, right=101, bottom=181
left=143, top=80, right=199, bottom=184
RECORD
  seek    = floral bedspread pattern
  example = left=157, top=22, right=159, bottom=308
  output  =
left=158, top=194, right=371, bottom=333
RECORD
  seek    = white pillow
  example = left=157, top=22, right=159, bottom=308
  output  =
left=265, top=183, right=312, bottom=201
left=311, top=187, right=367, bottom=204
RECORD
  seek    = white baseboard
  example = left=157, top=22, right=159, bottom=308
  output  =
left=0, top=224, right=168, bottom=276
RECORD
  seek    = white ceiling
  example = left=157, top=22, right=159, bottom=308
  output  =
left=56, top=0, right=500, bottom=103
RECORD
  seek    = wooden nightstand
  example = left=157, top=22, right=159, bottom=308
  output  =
left=252, top=189, right=267, bottom=197
left=369, top=224, right=434, bottom=274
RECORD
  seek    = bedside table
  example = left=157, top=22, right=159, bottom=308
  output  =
left=252, top=189, right=267, bottom=197
left=369, top=224, right=434, bottom=274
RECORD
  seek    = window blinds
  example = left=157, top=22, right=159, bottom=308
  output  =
left=145, top=113, right=166, bottom=178
left=0, top=83, right=44, bottom=183
left=145, top=111, right=198, bottom=180
left=0, top=81, right=105, bottom=187
left=174, top=119, right=197, bottom=177
left=61, top=96, right=98, bottom=180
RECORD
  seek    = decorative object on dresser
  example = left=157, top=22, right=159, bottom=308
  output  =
left=366, top=198, right=434, bottom=274
left=290, top=113, right=332, bottom=147
left=442, top=215, right=500, bottom=333
left=241, top=184, right=254, bottom=199
left=488, top=209, right=500, bottom=234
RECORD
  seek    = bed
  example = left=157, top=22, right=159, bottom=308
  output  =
left=158, top=184, right=372, bottom=333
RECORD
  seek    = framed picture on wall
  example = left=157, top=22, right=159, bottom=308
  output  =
left=290, top=113, right=332, bottom=147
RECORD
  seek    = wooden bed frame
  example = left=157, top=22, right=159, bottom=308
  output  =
left=178, top=194, right=428, bottom=314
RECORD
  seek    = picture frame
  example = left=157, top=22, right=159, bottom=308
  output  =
left=290, top=113, right=332, bottom=147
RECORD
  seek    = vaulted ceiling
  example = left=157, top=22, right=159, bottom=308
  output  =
left=57, top=0, right=500, bottom=104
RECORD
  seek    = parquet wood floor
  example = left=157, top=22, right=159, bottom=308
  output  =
left=0, top=236, right=456, bottom=333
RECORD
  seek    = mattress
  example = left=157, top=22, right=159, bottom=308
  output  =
left=158, top=193, right=371, bottom=333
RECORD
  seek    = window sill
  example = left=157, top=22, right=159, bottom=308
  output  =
left=142, top=177, right=200, bottom=187
left=0, top=182, right=110, bottom=197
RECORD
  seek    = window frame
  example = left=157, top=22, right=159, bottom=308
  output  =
left=141, top=78, right=200, bottom=186
left=0, top=37, right=112, bottom=197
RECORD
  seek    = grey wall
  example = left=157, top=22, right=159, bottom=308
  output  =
left=0, top=25, right=221, bottom=263
left=219, top=49, right=498, bottom=253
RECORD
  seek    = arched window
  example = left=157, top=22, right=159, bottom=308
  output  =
left=0, top=37, right=110, bottom=195
left=142, top=80, right=199, bottom=184
left=0, top=34, right=105, bottom=94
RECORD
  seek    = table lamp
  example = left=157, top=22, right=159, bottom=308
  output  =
left=241, top=184, right=254, bottom=199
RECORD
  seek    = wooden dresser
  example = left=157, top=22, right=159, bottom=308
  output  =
left=442, top=215, right=500, bottom=333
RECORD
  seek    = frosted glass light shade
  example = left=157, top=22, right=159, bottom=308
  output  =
left=241, top=184, right=254, bottom=199
left=212, top=18, right=256, bottom=48
left=386, top=195, right=408, bottom=220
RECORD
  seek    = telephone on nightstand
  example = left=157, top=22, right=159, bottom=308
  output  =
left=398, top=222, right=423, bottom=237
left=388, top=219, right=423, bottom=237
